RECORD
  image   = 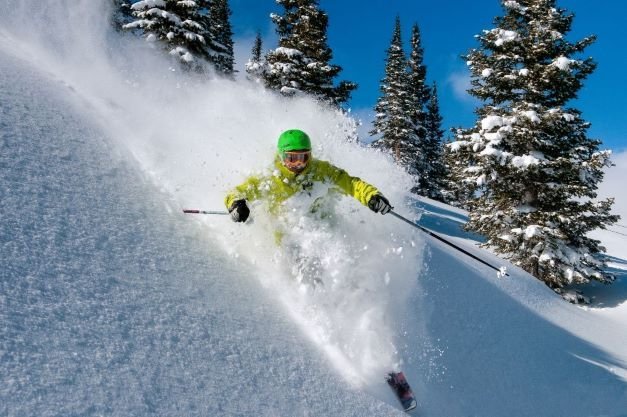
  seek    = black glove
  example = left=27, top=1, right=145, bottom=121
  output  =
left=368, top=194, right=392, bottom=215
left=228, top=199, right=250, bottom=223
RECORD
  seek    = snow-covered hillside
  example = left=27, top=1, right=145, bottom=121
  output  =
left=0, top=49, right=410, bottom=417
left=1, top=1, right=626, bottom=416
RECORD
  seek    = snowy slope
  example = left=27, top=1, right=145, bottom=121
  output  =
left=2, top=1, right=627, bottom=416
left=410, top=198, right=627, bottom=416
left=0, top=51, right=405, bottom=416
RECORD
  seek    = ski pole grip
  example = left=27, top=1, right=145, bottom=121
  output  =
left=183, top=209, right=200, bottom=214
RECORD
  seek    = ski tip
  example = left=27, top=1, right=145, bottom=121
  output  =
left=403, top=399, right=417, bottom=412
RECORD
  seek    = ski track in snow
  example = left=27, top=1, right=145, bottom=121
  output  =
left=2, top=1, right=627, bottom=416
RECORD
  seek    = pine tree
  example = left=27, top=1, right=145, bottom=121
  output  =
left=111, top=0, right=133, bottom=31
left=407, top=23, right=429, bottom=149
left=251, top=31, right=263, bottom=63
left=421, top=82, right=448, bottom=201
left=205, top=0, right=235, bottom=75
left=444, top=131, right=478, bottom=208
left=407, top=23, right=436, bottom=196
left=448, top=0, right=618, bottom=291
left=263, top=0, right=356, bottom=106
left=246, top=31, right=267, bottom=83
left=124, top=0, right=211, bottom=70
left=370, top=17, right=415, bottom=172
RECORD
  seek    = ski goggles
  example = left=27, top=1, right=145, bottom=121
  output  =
left=281, top=150, right=311, bottom=169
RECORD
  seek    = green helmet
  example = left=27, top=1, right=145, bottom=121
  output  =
left=277, top=129, right=312, bottom=153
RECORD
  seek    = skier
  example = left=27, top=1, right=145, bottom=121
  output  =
left=224, top=129, right=392, bottom=224
left=223, top=130, right=417, bottom=411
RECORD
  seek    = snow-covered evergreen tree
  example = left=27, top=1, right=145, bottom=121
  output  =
left=124, top=0, right=211, bottom=70
left=111, top=0, right=133, bottom=31
left=246, top=31, right=267, bottom=83
left=407, top=23, right=429, bottom=149
left=420, top=82, right=448, bottom=201
left=263, top=0, right=356, bottom=106
left=448, top=0, right=618, bottom=290
left=407, top=23, right=439, bottom=197
left=370, top=17, right=416, bottom=172
left=204, top=0, right=235, bottom=75
left=443, top=134, right=477, bottom=209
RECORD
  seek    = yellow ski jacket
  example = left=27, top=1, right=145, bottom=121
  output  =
left=224, top=156, right=380, bottom=215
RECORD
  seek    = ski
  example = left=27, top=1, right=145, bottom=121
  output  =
left=386, top=371, right=417, bottom=412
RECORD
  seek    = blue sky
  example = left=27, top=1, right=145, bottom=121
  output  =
left=229, top=0, right=627, bottom=152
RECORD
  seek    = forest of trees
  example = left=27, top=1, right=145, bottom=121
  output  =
left=113, top=0, right=618, bottom=300
left=370, top=17, right=447, bottom=201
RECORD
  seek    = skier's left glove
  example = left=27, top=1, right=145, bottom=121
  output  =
left=228, top=199, right=250, bottom=223
left=368, top=193, right=392, bottom=215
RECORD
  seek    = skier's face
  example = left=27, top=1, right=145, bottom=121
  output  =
left=282, top=150, right=311, bottom=173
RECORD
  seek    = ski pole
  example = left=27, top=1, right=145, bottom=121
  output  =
left=389, top=210, right=509, bottom=276
left=183, top=209, right=229, bottom=215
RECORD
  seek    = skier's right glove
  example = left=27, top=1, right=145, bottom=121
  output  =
left=368, top=193, right=392, bottom=215
left=228, top=199, right=250, bottom=223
